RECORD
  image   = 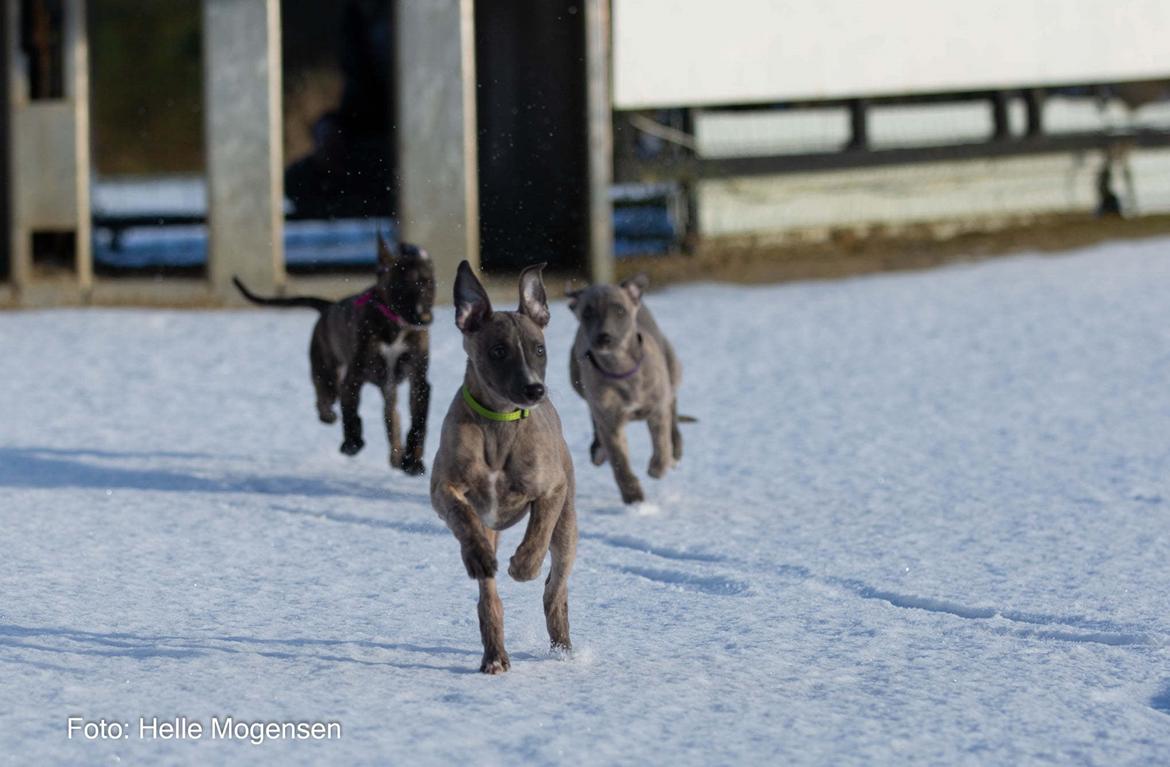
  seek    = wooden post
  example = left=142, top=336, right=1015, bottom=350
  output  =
left=584, top=0, right=614, bottom=284
left=5, top=0, right=90, bottom=297
left=202, top=0, right=283, bottom=299
left=1024, top=89, right=1045, bottom=138
left=65, top=0, right=90, bottom=291
left=0, top=0, right=9, bottom=283
left=396, top=0, right=478, bottom=294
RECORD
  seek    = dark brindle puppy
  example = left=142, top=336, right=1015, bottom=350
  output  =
left=233, top=234, right=435, bottom=475
left=431, top=261, right=577, bottom=674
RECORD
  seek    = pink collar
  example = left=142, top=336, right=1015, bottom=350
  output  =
left=355, top=289, right=404, bottom=324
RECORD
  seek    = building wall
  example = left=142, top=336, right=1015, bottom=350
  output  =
left=614, top=0, right=1170, bottom=109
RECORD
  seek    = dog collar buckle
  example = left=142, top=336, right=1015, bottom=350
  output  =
left=462, top=385, right=530, bottom=422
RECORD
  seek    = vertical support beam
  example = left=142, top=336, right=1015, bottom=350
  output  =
left=991, top=90, right=1010, bottom=141
left=397, top=0, right=478, bottom=293
left=6, top=0, right=89, bottom=297
left=5, top=0, right=28, bottom=290
left=1024, top=88, right=1044, bottom=138
left=584, top=0, right=613, bottom=284
left=65, top=0, right=91, bottom=291
left=0, top=0, right=9, bottom=282
left=847, top=98, right=868, bottom=151
left=203, top=0, right=283, bottom=298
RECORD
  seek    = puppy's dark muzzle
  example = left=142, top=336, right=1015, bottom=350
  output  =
left=522, top=383, right=546, bottom=403
left=593, top=332, right=614, bottom=349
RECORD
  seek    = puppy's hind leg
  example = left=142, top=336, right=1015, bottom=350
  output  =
left=478, top=530, right=510, bottom=674
left=670, top=396, right=683, bottom=461
left=543, top=497, right=577, bottom=653
left=310, top=344, right=337, bottom=424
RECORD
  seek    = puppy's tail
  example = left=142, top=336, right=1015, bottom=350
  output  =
left=677, top=414, right=698, bottom=424
left=233, top=276, right=332, bottom=313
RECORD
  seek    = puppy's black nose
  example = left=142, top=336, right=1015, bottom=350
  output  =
left=524, top=383, right=545, bottom=401
left=595, top=333, right=613, bottom=348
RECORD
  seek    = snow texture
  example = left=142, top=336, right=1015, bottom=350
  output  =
left=2, top=239, right=1170, bottom=765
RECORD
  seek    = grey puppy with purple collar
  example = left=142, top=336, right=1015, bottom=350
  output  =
left=567, top=275, right=686, bottom=504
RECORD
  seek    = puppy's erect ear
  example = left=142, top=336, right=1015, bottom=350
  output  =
left=518, top=262, right=550, bottom=328
left=620, top=273, right=649, bottom=304
left=376, top=230, right=395, bottom=271
left=564, top=282, right=584, bottom=313
left=454, top=260, right=492, bottom=333
left=399, top=241, right=431, bottom=261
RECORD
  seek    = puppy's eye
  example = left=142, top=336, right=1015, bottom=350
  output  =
left=613, top=306, right=626, bottom=317
left=490, top=344, right=507, bottom=360
left=535, top=344, right=546, bottom=357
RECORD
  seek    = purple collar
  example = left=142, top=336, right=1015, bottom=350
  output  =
left=584, top=335, right=644, bottom=380
left=355, top=289, right=404, bottom=324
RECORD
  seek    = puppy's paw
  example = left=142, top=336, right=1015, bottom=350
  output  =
left=401, top=457, right=426, bottom=476
left=389, top=450, right=403, bottom=468
left=461, top=540, right=498, bottom=580
left=550, top=641, right=573, bottom=659
left=318, top=409, right=337, bottom=424
left=480, top=651, right=510, bottom=675
left=620, top=484, right=645, bottom=505
left=590, top=440, right=608, bottom=466
left=508, top=550, right=543, bottom=582
left=648, top=455, right=672, bottom=479
left=339, top=437, right=365, bottom=456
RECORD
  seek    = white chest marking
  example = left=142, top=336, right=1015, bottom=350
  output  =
left=482, top=470, right=501, bottom=528
left=379, top=338, right=409, bottom=370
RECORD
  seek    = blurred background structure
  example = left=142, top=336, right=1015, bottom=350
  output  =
left=2, top=0, right=1170, bottom=307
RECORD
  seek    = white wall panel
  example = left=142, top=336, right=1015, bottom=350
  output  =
left=614, top=0, right=1170, bottom=108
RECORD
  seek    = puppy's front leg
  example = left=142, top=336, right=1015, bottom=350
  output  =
left=339, top=364, right=366, bottom=455
left=381, top=382, right=403, bottom=467
left=508, top=486, right=567, bottom=582
left=401, top=352, right=430, bottom=476
left=597, top=416, right=644, bottom=504
left=646, top=403, right=675, bottom=479
left=477, top=537, right=510, bottom=675
left=437, top=487, right=508, bottom=673
left=436, top=485, right=497, bottom=579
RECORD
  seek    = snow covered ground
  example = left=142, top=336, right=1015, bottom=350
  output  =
left=2, top=238, right=1170, bottom=765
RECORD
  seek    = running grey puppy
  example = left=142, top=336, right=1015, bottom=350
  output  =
left=567, top=275, right=685, bottom=504
left=430, top=261, right=577, bottom=675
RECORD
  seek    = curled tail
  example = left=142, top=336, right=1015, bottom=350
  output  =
left=232, top=277, right=332, bottom=313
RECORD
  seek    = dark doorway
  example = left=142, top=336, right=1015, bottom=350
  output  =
left=475, top=0, right=588, bottom=272
left=282, top=0, right=397, bottom=222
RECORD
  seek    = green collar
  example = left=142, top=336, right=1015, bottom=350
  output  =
left=462, top=385, right=530, bottom=422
